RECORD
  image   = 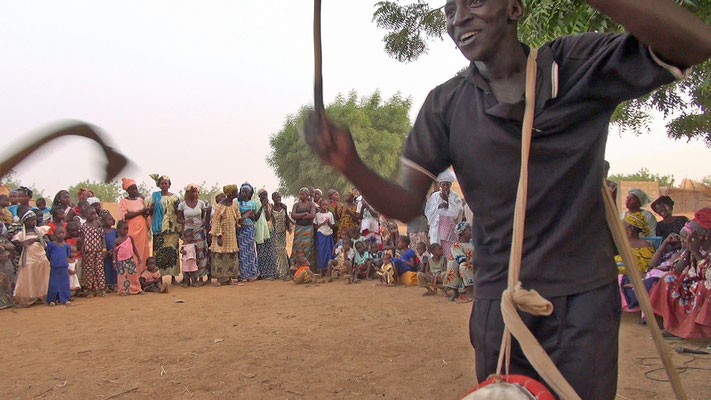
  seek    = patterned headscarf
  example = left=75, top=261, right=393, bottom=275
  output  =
left=628, top=188, right=652, bottom=207
left=240, top=183, right=254, bottom=198
left=87, top=197, right=101, bottom=205
left=257, top=188, right=268, bottom=196
left=20, top=209, right=37, bottom=223
left=299, top=187, right=310, bottom=195
left=694, top=207, right=711, bottom=230
left=121, top=178, right=136, bottom=190
left=454, top=221, right=470, bottom=234
left=222, top=185, right=238, bottom=196
left=624, top=212, right=648, bottom=232
left=149, top=174, right=171, bottom=187
left=184, top=183, right=199, bottom=192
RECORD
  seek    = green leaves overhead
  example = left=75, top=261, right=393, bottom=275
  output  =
left=372, top=0, right=711, bottom=145
left=267, top=91, right=412, bottom=197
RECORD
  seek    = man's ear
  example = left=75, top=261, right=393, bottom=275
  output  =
left=508, top=0, right=523, bottom=23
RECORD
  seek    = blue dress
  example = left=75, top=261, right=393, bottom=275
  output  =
left=236, top=200, right=259, bottom=280
left=104, top=228, right=118, bottom=286
left=46, top=242, right=71, bottom=303
left=392, top=249, right=419, bottom=275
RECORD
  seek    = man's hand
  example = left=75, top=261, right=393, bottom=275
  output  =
left=304, top=111, right=359, bottom=173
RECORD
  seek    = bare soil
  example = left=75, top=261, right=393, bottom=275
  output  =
left=1, top=281, right=709, bottom=399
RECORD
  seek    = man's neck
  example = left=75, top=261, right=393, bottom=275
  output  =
left=475, top=39, right=527, bottom=81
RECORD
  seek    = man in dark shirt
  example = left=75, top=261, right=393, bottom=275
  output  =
left=306, top=0, right=711, bottom=398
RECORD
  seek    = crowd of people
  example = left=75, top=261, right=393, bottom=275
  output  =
left=1, top=175, right=710, bottom=342
left=0, top=170, right=476, bottom=309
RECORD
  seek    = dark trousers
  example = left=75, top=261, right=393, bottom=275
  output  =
left=469, top=282, right=620, bottom=400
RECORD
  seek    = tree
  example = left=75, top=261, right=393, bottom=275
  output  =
left=0, top=169, right=46, bottom=199
left=267, top=90, right=412, bottom=196
left=703, top=175, right=711, bottom=186
left=608, top=168, right=676, bottom=187
left=372, top=0, right=711, bottom=145
left=67, top=180, right=123, bottom=203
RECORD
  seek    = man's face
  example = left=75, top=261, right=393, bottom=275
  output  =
left=444, top=0, right=517, bottom=62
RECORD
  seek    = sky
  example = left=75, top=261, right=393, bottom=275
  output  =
left=1, top=1, right=710, bottom=200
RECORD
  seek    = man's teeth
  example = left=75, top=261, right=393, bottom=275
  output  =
left=460, top=32, right=477, bottom=41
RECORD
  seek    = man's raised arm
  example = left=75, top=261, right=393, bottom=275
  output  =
left=587, top=0, right=711, bottom=68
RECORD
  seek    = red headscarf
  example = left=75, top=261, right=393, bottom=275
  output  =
left=121, top=178, right=136, bottom=191
left=694, top=207, right=711, bottom=230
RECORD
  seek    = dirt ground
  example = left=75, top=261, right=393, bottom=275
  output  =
left=1, top=281, right=710, bottom=400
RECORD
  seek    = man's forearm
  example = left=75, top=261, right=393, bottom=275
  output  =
left=587, top=0, right=711, bottom=67
left=340, top=159, right=430, bottom=222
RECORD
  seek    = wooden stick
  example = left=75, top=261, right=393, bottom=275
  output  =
left=602, top=183, right=687, bottom=400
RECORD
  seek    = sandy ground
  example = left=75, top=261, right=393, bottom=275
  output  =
left=1, top=281, right=710, bottom=400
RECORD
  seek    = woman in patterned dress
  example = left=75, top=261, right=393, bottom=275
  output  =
left=651, top=209, right=711, bottom=338
left=236, top=183, right=260, bottom=281
left=12, top=209, right=50, bottom=306
left=146, top=174, right=182, bottom=282
left=338, top=191, right=360, bottom=237
left=291, top=188, right=317, bottom=269
left=210, top=185, right=241, bottom=285
left=255, top=189, right=276, bottom=279
left=326, top=189, right=343, bottom=238
left=271, top=191, right=291, bottom=280
left=442, top=222, right=474, bottom=302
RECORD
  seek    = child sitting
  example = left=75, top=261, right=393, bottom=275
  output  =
left=352, top=240, right=373, bottom=281
left=291, top=249, right=315, bottom=284
left=140, top=257, right=168, bottom=293
left=46, top=226, right=72, bottom=306
left=0, top=194, right=13, bottom=225
left=415, top=241, right=430, bottom=270
left=369, top=242, right=384, bottom=269
left=327, top=239, right=355, bottom=282
left=376, top=253, right=397, bottom=286
left=417, top=243, right=446, bottom=296
left=180, top=231, right=199, bottom=287
left=391, top=236, right=418, bottom=275
left=332, top=230, right=352, bottom=256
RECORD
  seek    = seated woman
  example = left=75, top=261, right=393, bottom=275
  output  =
left=621, top=188, right=656, bottom=237
left=442, top=222, right=474, bottom=302
left=650, top=208, right=711, bottom=339
left=651, top=195, right=689, bottom=241
left=616, top=215, right=656, bottom=313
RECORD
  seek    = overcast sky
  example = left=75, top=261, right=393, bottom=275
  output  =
left=2, top=0, right=709, bottom=200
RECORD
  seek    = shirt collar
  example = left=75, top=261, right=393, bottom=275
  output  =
left=462, top=43, right=558, bottom=122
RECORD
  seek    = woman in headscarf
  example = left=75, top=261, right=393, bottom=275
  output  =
left=271, top=191, right=291, bottom=280
left=210, top=185, right=241, bottom=286
left=236, top=183, right=260, bottom=281
left=118, top=178, right=151, bottom=274
left=146, top=174, right=182, bottom=281
left=651, top=195, right=689, bottom=241
left=442, top=222, right=474, bottom=302
left=338, top=190, right=360, bottom=237
left=0, top=223, right=15, bottom=309
left=650, top=208, right=711, bottom=338
left=255, top=188, right=276, bottom=279
left=178, top=184, right=208, bottom=282
left=621, top=188, right=657, bottom=237
left=325, top=189, right=343, bottom=238
left=424, top=170, right=463, bottom=258
left=291, top=187, right=317, bottom=269
left=616, top=214, right=657, bottom=313
left=12, top=208, right=50, bottom=306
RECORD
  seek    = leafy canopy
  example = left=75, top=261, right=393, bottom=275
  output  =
left=372, top=0, right=711, bottom=145
left=267, top=90, right=412, bottom=197
left=67, top=180, right=124, bottom=203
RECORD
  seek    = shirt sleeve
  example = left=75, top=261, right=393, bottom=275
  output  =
left=402, top=85, right=455, bottom=179
left=548, top=33, right=683, bottom=105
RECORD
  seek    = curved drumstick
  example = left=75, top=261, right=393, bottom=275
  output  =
left=0, top=120, right=128, bottom=182
left=313, top=0, right=324, bottom=118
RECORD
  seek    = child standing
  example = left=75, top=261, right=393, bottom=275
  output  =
left=65, top=222, right=82, bottom=293
left=180, top=231, right=199, bottom=287
left=47, top=206, right=67, bottom=240
left=140, top=257, right=167, bottom=293
left=46, top=226, right=72, bottom=306
left=314, top=199, right=335, bottom=274
left=79, top=207, right=106, bottom=297
left=114, top=220, right=142, bottom=295
left=102, top=212, right=118, bottom=292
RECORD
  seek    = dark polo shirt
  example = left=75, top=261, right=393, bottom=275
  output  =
left=403, top=33, right=683, bottom=299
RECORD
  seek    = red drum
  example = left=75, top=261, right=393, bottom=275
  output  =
left=461, top=375, right=555, bottom=400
